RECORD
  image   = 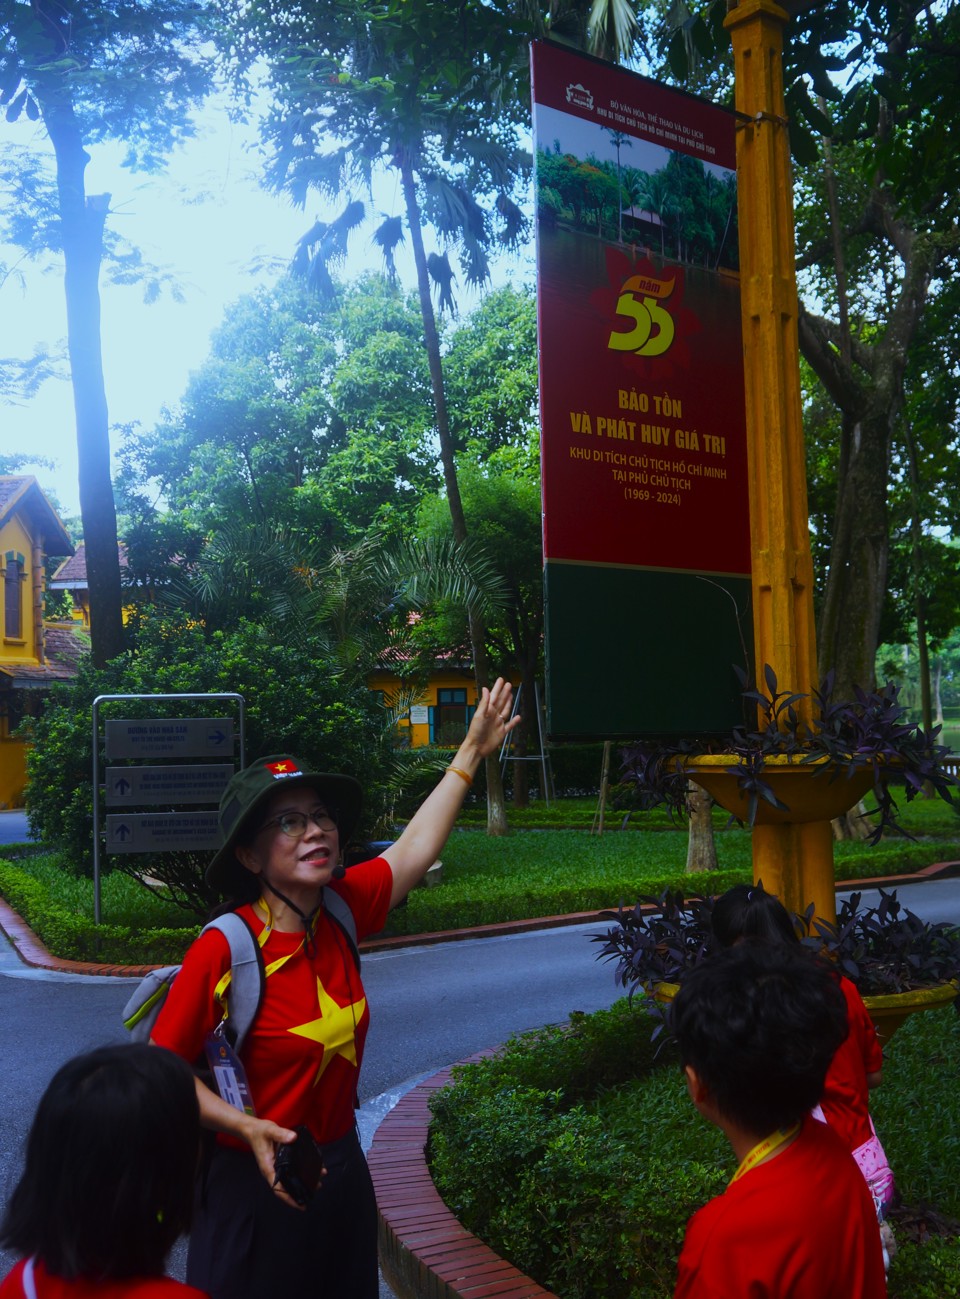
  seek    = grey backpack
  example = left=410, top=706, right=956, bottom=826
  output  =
left=122, top=890, right=358, bottom=1051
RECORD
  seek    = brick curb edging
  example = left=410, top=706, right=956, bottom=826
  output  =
left=1, top=859, right=957, bottom=978
left=0, top=897, right=158, bottom=978
left=369, top=1054, right=557, bottom=1299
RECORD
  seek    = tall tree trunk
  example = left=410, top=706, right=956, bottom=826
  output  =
left=800, top=224, right=932, bottom=700
left=904, top=417, right=933, bottom=737
left=43, top=92, right=124, bottom=668
left=685, top=781, right=718, bottom=873
left=398, top=153, right=508, bottom=833
left=814, top=408, right=890, bottom=697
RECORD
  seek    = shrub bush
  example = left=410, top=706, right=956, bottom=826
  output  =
left=22, top=615, right=389, bottom=914
left=429, top=1000, right=960, bottom=1299
left=429, top=1001, right=727, bottom=1298
left=0, top=859, right=196, bottom=964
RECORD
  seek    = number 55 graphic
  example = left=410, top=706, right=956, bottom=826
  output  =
left=607, top=276, right=676, bottom=356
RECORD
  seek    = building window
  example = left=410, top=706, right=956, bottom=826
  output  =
left=4, top=552, right=24, bottom=640
left=430, top=688, right=476, bottom=745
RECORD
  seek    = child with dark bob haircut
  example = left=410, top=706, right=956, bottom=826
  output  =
left=711, top=883, right=894, bottom=1217
left=672, top=943, right=887, bottom=1298
left=0, top=1044, right=207, bottom=1298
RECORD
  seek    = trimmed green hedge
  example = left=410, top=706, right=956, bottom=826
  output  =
left=0, top=860, right=196, bottom=965
left=833, top=840, right=960, bottom=879
left=429, top=1002, right=960, bottom=1299
left=429, top=1002, right=728, bottom=1299
left=382, top=827, right=753, bottom=935
left=393, top=743, right=612, bottom=811
left=2, top=802, right=959, bottom=958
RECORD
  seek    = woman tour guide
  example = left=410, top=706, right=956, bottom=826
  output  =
left=151, top=677, right=520, bottom=1299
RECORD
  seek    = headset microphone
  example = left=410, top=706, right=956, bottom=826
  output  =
left=331, top=863, right=346, bottom=880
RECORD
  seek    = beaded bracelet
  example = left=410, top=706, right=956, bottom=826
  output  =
left=446, top=764, right=473, bottom=787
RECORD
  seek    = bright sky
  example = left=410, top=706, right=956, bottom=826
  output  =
left=0, top=94, right=531, bottom=522
left=1, top=98, right=315, bottom=518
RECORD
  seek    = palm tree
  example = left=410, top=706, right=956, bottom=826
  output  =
left=635, top=168, right=669, bottom=257
left=163, top=520, right=513, bottom=827
left=605, top=129, right=633, bottom=244
left=516, top=0, right=640, bottom=62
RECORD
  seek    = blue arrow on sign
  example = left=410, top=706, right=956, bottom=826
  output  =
left=208, top=730, right=227, bottom=745
left=114, top=777, right=131, bottom=796
left=114, top=824, right=131, bottom=841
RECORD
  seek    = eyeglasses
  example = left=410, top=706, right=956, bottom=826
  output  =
left=258, top=808, right=338, bottom=839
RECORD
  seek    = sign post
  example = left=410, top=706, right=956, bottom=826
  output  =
left=91, top=694, right=245, bottom=924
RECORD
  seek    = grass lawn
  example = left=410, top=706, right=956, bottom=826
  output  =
left=1, top=793, right=958, bottom=960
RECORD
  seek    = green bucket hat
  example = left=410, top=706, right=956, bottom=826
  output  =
left=206, top=755, right=363, bottom=896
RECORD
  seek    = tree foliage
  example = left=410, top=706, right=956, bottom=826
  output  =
left=0, top=0, right=214, bottom=666
left=662, top=0, right=960, bottom=696
left=119, top=273, right=441, bottom=543
left=23, top=615, right=389, bottom=911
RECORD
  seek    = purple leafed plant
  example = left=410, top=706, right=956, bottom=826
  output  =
left=618, top=665, right=957, bottom=842
left=594, top=886, right=960, bottom=999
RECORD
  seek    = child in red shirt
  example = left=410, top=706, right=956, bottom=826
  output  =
left=672, top=943, right=887, bottom=1298
left=711, top=884, right=893, bottom=1213
left=0, top=1044, right=207, bottom=1298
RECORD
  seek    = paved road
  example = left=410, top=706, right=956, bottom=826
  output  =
left=0, top=812, right=30, bottom=846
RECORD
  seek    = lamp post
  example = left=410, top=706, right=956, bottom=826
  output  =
left=723, top=0, right=837, bottom=923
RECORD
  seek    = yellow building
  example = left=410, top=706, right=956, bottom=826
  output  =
left=368, top=663, right=481, bottom=748
left=0, top=477, right=83, bottom=808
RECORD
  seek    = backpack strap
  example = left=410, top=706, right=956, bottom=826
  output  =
left=203, top=911, right=264, bottom=1053
left=321, top=886, right=360, bottom=971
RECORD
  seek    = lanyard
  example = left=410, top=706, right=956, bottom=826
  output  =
left=729, top=1122, right=800, bottom=1185
left=213, top=898, right=316, bottom=1012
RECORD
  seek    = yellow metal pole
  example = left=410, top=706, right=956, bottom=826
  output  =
left=725, top=0, right=836, bottom=925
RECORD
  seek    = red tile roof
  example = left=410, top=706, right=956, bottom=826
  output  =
left=49, top=542, right=128, bottom=587
left=0, top=624, right=87, bottom=687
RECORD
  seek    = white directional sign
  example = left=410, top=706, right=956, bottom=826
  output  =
left=105, top=718, right=235, bottom=760
left=105, top=764, right=234, bottom=806
left=106, top=812, right=222, bottom=854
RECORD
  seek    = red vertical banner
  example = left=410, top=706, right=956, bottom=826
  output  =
left=532, top=42, right=752, bottom=739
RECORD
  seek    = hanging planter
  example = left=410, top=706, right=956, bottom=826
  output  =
left=681, top=753, right=878, bottom=825
left=619, top=665, right=956, bottom=840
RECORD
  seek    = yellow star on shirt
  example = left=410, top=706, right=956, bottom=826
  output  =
left=288, top=976, right=366, bottom=1084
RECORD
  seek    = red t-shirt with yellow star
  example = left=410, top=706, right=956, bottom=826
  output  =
left=152, top=858, right=392, bottom=1147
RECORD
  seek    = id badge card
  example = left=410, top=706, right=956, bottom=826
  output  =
left=204, top=1025, right=256, bottom=1115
